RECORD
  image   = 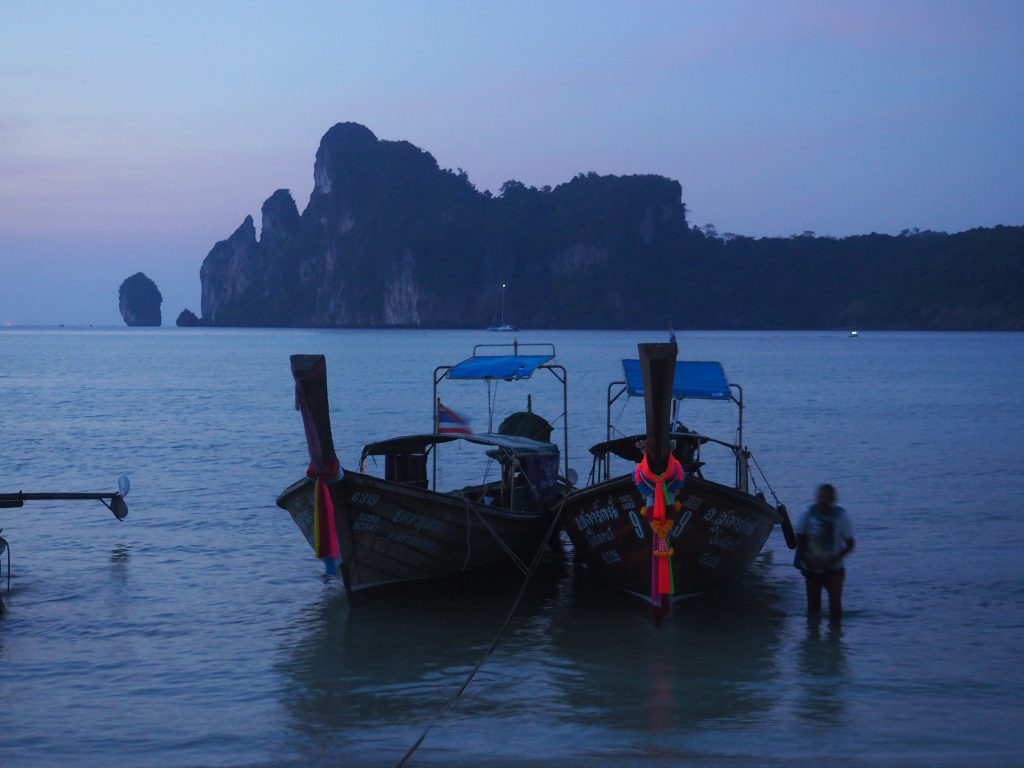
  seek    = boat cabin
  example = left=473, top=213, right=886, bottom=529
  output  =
left=432, top=340, right=569, bottom=481
left=360, top=432, right=561, bottom=511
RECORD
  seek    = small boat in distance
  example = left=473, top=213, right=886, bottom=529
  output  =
left=850, top=330, right=859, bottom=337
left=277, top=342, right=571, bottom=603
left=561, top=344, right=795, bottom=622
left=487, top=282, right=518, bottom=332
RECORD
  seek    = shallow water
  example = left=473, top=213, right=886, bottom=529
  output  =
left=1, top=328, right=1022, bottom=767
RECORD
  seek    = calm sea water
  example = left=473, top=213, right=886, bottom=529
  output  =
left=1, top=328, right=1022, bottom=767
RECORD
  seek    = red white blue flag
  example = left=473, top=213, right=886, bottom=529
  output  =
left=437, top=401, right=473, bottom=435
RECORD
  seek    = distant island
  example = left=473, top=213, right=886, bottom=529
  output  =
left=176, top=309, right=200, bottom=327
left=119, top=272, right=162, bottom=326
left=189, top=122, right=1023, bottom=330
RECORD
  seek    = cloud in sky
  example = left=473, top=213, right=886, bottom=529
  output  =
left=1, top=0, right=1022, bottom=325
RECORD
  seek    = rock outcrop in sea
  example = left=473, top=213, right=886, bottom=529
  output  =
left=118, top=272, right=162, bottom=326
left=176, top=309, right=201, bottom=327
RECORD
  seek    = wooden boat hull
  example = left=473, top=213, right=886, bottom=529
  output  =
left=562, top=474, right=779, bottom=601
left=277, top=471, right=552, bottom=601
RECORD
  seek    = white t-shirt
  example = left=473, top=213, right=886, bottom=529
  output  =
left=796, top=504, right=854, bottom=573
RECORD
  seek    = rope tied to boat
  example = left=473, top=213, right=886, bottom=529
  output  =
left=394, top=491, right=570, bottom=768
left=633, top=453, right=685, bottom=602
left=452, top=490, right=531, bottom=576
left=746, top=450, right=797, bottom=549
left=747, top=450, right=779, bottom=505
left=453, top=446, right=555, bottom=576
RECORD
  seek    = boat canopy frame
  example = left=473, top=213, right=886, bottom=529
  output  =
left=433, top=341, right=569, bottom=486
left=601, top=359, right=748, bottom=490
left=361, top=432, right=560, bottom=462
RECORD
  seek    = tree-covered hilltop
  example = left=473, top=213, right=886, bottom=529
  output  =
left=198, top=122, right=687, bottom=328
left=194, top=122, right=1023, bottom=330
left=682, top=225, right=1023, bottom=330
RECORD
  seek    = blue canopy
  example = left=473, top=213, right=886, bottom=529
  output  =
left=621, top=359, right=731, bottom=400
left=448, top=354, right=553, bottom=381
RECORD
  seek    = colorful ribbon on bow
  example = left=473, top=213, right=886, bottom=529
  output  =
left=309, top=457, right=341, bottom=568
left=633, top=453, right=685, bottom=604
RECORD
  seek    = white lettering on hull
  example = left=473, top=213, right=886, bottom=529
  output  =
left=353, top=511, right=379, bottom=534
left=708, top=529, right=742, bottom=551
left=601, top=550, right=622, bottom=564
left=575, top=500, right=619, bottom=532
left=392, top=508, right=457, bottom=538
left=669, top=509, right=693, bottom=539
left=699, top=552, right=721, bottom=568
left=585, top=528, right=616, bottom=547
left=628, top=509, right=645, bottom=539
left=702, top=507, right=757, bottom=537
left=386, top=529, right=438, bottom=551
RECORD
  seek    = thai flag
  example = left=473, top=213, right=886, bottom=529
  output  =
left=437, top=401, right=473, bottom=435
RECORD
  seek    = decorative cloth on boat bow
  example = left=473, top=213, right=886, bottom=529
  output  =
left=633, top=454, right=685, bottom=603
left=309, top=457, right=341, bottom=563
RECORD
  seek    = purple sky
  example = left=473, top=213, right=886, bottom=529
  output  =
left=2, top=1, right=1022, bottom=325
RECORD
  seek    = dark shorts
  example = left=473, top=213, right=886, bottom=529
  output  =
left=801, top=568, right=845, bottom=584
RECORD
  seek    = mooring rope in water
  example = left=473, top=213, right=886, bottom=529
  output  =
left=468, top=505, right=529, bottom=575
left=393, top=493, right=569, bottom=768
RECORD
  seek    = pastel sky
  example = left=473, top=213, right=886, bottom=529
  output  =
left=2, top=0, right=1022, bottom=326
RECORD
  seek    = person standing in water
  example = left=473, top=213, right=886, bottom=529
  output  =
left=795, top=483, right=855, bottom=623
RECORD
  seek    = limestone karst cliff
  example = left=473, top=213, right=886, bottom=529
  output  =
left=195, top=122, right=1024, bottom=330
left=119, top=272, right=162, bottom=327
left=198, top=122, right=687, bottom=328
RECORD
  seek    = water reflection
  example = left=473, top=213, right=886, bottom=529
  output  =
left=275, top=555, right=793, bottom=761
left=275, top=570, right=558, bottom=755
left=795, top=619, right=849, bottom=721
left=108, top=543, right=131, bottom=577
left=553, top=563, right=790, bottom=732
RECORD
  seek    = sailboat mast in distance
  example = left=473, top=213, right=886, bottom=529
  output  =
left=487, top=282, right=518, bottom=332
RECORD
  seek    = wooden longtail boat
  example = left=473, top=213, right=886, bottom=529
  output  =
left=561, top=343, right=795, bottom=620
left=276, top=344, right=571, bottom=603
